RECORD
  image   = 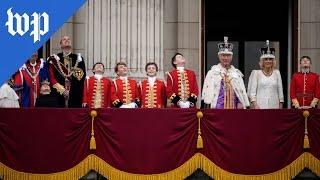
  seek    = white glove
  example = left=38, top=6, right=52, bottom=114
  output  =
left=178, top=100, right=190, bottom=108
left=77, top=53, right=82, bottom=62
left=184, top=101, right=191, bottom=108
left=128, top=102, right=138, bottom=108
left=53, top=54, right=60, bottom=61
left=120, top=104, right=130, bottom=108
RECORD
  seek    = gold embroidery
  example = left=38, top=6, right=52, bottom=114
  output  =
left=93, top=80, right=102, bottom=108
left=177, top=70, right=190, bottom=100
left=73, top=67, right=84, bottom=81
left=223, top=76, right=235, bottom=109
left=122, top=80, right=132, bottom=104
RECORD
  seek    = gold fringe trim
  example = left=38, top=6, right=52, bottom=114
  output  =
left=0, top=153, right=319, bottom=180
left=200, top=152, right=320, bottom=180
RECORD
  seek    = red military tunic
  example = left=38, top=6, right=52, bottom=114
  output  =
left=290, top=72, right=320, bottom=107
left=82, top=76, right=111, bottom=108
left=111, top=78, right=140, bottom=107
left=166, top=69, right=199, bottom=107
left=140, top=79, right=167, bottom=108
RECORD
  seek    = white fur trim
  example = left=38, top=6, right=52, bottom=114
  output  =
left=202, top=63, right=249, bottom=108
left=260, top=54, right=275, bottom=59
left=218, top=51, right=233, bottom=55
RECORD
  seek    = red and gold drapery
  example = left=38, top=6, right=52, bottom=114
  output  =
left=0, top=108, right=319, bottom=180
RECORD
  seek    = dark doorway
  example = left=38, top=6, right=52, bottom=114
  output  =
left=203, top=0, right=296, bottom=107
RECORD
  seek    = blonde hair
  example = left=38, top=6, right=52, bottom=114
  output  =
left=259, top=58, right=277, bottom=69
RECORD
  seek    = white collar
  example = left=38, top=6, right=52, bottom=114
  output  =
left=30, top=61, right=37, bottom=67
left=177, top=66, right=185, bottom=72
left=301, top=68, right=310, bottom=74
left=119, top=76, right=128, bottom=81
left=94, top=74, right=103, bottom=81
left=213, top=63, right=234, bottom=72
left=147, top=76, right=156, bottom=87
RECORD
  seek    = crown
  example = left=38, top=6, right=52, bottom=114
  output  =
left=218, top=36, right=233, bottom=55
left=260, top=40, right=275, bottom=59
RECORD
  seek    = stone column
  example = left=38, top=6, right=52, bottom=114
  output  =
left=51, top=0, right=164, bottom=80
left=86, top=0, right=164, bottom=79
left=300, top=0, right=320, bottom=74
left=163, top=0, right=202, bottom=106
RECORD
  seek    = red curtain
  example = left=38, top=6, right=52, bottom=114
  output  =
left=0, top=108, right=319, bottom=175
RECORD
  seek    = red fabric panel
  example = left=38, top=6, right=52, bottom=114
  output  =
left=201, top=109, right=304, bottom=174
left=0, top=108, right=318, bottom=175
left=0, top=108, right=197, bottom=174
left=94, top=108, right=197, bottom=174
left=0, top=108, right=91, bottom=173
left=308, top=109, right=320, bottom=160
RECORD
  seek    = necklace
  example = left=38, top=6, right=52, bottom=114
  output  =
left=56, top=56, right=79, bottom=78
left=262, top=69, right=273, bottom=76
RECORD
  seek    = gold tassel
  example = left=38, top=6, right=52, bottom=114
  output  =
left=90, top=136, right=96, bottom=150
left=304, top=134, right=310, bottom=149
left=303, top=110, right=310, bottom=150
left=90, top=110, right=98, bottom=150
left=197, top=135, right=203, bottom=149
left=196, top=111, right=204, bottom=149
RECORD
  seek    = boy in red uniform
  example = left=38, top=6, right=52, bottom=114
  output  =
left=290, top=56, right=320, bottom=108
left=140, top=62, right=166, bottom=108
left=166, top=53, right=199, bottom=108
left=111, top=62, right=140, bottom=108
left=82, top=62, right=111, bottom=108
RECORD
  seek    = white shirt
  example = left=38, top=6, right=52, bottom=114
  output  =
left=247, top=69, right=284, bottom=109
left=177, top=67, right=185, bottom=72
left=119, top=76, right=128, bottom=82
left=147, top=76, right=157, bottom=87
left=94, top=74, right=103, bottom=81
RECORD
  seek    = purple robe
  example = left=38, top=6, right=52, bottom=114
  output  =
left=216, top=81, right=239, bottom=109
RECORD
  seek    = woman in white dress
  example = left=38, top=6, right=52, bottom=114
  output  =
left=0, top=77, right=20, bottom=108
left=247, top=40, right=284, bottom=109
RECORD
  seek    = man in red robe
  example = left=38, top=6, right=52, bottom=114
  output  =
left=14, top=51, right=49, bottom=107
left=140, top=62, right=166, bottom=108
left=290, top=56, right=320, bottom=108
left=111, top=62, right=140, bottom=108
left=166, top=53, right=199, bottom=108
left=82, top=62, right=111, bottom=108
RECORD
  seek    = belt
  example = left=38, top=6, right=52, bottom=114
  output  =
left=296, top=93, right=314, bottom=98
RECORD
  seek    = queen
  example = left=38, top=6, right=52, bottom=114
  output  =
left=247, top=40, right=284, bottom=109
